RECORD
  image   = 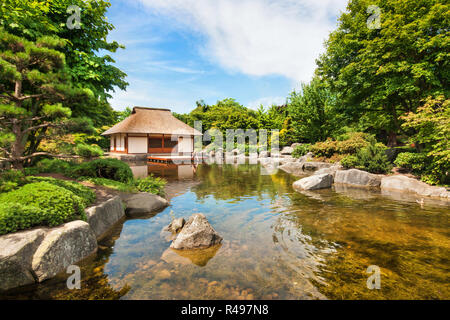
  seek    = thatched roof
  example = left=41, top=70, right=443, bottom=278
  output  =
left=102, top=107, right=202, bottom=136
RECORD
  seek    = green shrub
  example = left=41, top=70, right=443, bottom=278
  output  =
left=32, top=158, right=75, bottom=175
left=75, top=143, right=104, bottom=158
left=0, top=182, right=87, bottom=234
left=394, top=152, right=429, bottom=173
left=341, top=138, right=392, bottom=174
left=69, top=158, right=133, bottom=183
left=340, top=155, right=359, bottom=169
left=0, top=203, right=45, bottom=235
left=309, top=138, right=338, bottom=158
left=25, top=176, right=96, bottom=206
left=136, top=175, right=166, bottom=195
left=309, top=132, right=369, bottom=158
left=292, top=144, right=310, bottom=158
left=0, top=170, right=26, bottom=193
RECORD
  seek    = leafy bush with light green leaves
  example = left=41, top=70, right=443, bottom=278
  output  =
left=69, top=158, right=133, bottom=183
left=394, top=152, right=429, bottom=173
left=25, top=176, right=95, bottom=206
left=341, top=137, right=392, bottom=174
left=0, top=203, right=45, bottom=235
left=74, top=143, right=104, bottom=158
left=135, top=175, right=166, bottom=196
left=0, top=182, right=87, bottom=234
left=292, top=144, right=311, bottom=158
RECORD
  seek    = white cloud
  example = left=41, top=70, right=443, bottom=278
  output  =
left=135, top=0, right=347, bottom=83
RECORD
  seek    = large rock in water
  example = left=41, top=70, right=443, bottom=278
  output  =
left=0, top=229, right=45, bottom=291
left=86, top=196, right=125, bottom=239
left=293, top=173, right=333, bottom=191
left=170, top=214, right=223, bottom=250
left=334, top=169, right=382, bottom=187
left=32, top=221, right=97, bottom=282
left=381, top=175, right=450, bottom=199
left=121, top=192, right=168, bottom=216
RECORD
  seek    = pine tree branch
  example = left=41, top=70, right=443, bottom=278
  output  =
left=22, top=122, right=54, bottom=134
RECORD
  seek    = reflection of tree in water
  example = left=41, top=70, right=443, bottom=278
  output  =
left=192, top=164, right=295, bottom=201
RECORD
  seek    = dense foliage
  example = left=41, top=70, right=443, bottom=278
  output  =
left=291, top=144, right=310, bottom=158
left=135, top=175, right=166, bottom=196
left=341, top=137, right=392, bottom=174
left=25, top=176, right=96, bottom=206
left=0, top=181, right=87, bottom=234
left=316, top=0, right=449, bottom=146
left=69, top=158, right=134, bottom=183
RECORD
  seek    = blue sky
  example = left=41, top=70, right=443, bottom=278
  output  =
left=106, top=0, right=348, bottom=113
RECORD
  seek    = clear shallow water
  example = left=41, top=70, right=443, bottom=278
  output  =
left=3, top=163, right=449, bottom=299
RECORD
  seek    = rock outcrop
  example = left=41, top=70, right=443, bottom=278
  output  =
left=381, top=175, right=450, bottom=199
left=0, top=229, right=46, bottom=291
left=278, top=162, right=306, bottom=176
left=292, top=173, right=333, bottom=191
left=334, top=169, right=382, bottom=187
left=170, top=214, right=223, bottom=250
left=31, top=221, right=97, bottom=282
left=302, top=161, right=332, bottom=172
left=281, top=146, right=294, bottom=155
left=120, top=192, right=168, bottom=216
left=86, top=196, right=125, bottom=239
left=314, top=164, right=343, bottom=178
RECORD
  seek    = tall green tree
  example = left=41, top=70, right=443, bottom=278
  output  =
left=0, top=29, right=92, bottom=168
left=316, top=0, right=449, bottom=145
left=0, top=0, right=128, bottom=126
left=287, top=77, right=341, bottom=143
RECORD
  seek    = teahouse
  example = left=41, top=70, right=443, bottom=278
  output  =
left=102, top=107, right=202, bottom=156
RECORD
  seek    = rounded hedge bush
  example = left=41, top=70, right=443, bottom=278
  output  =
left=0, top=203, right=44, bottom=235
left=75, top=143, right=104, bottom=158
left=69, top=158, right=133, bottom=183
left=25, top=176, right=96, bottom=206
left=0, top=182, right=87, bottom=232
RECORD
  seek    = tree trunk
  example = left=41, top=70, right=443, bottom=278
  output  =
left=387, top=131, right=398, bottom=147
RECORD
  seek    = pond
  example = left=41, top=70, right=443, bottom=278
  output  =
left=2, top=162, right=449, bottom=299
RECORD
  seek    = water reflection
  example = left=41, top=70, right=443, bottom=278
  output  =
left=2, top=163, right=449, bottom=300
left=130, top=163, right=197, bottom=180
